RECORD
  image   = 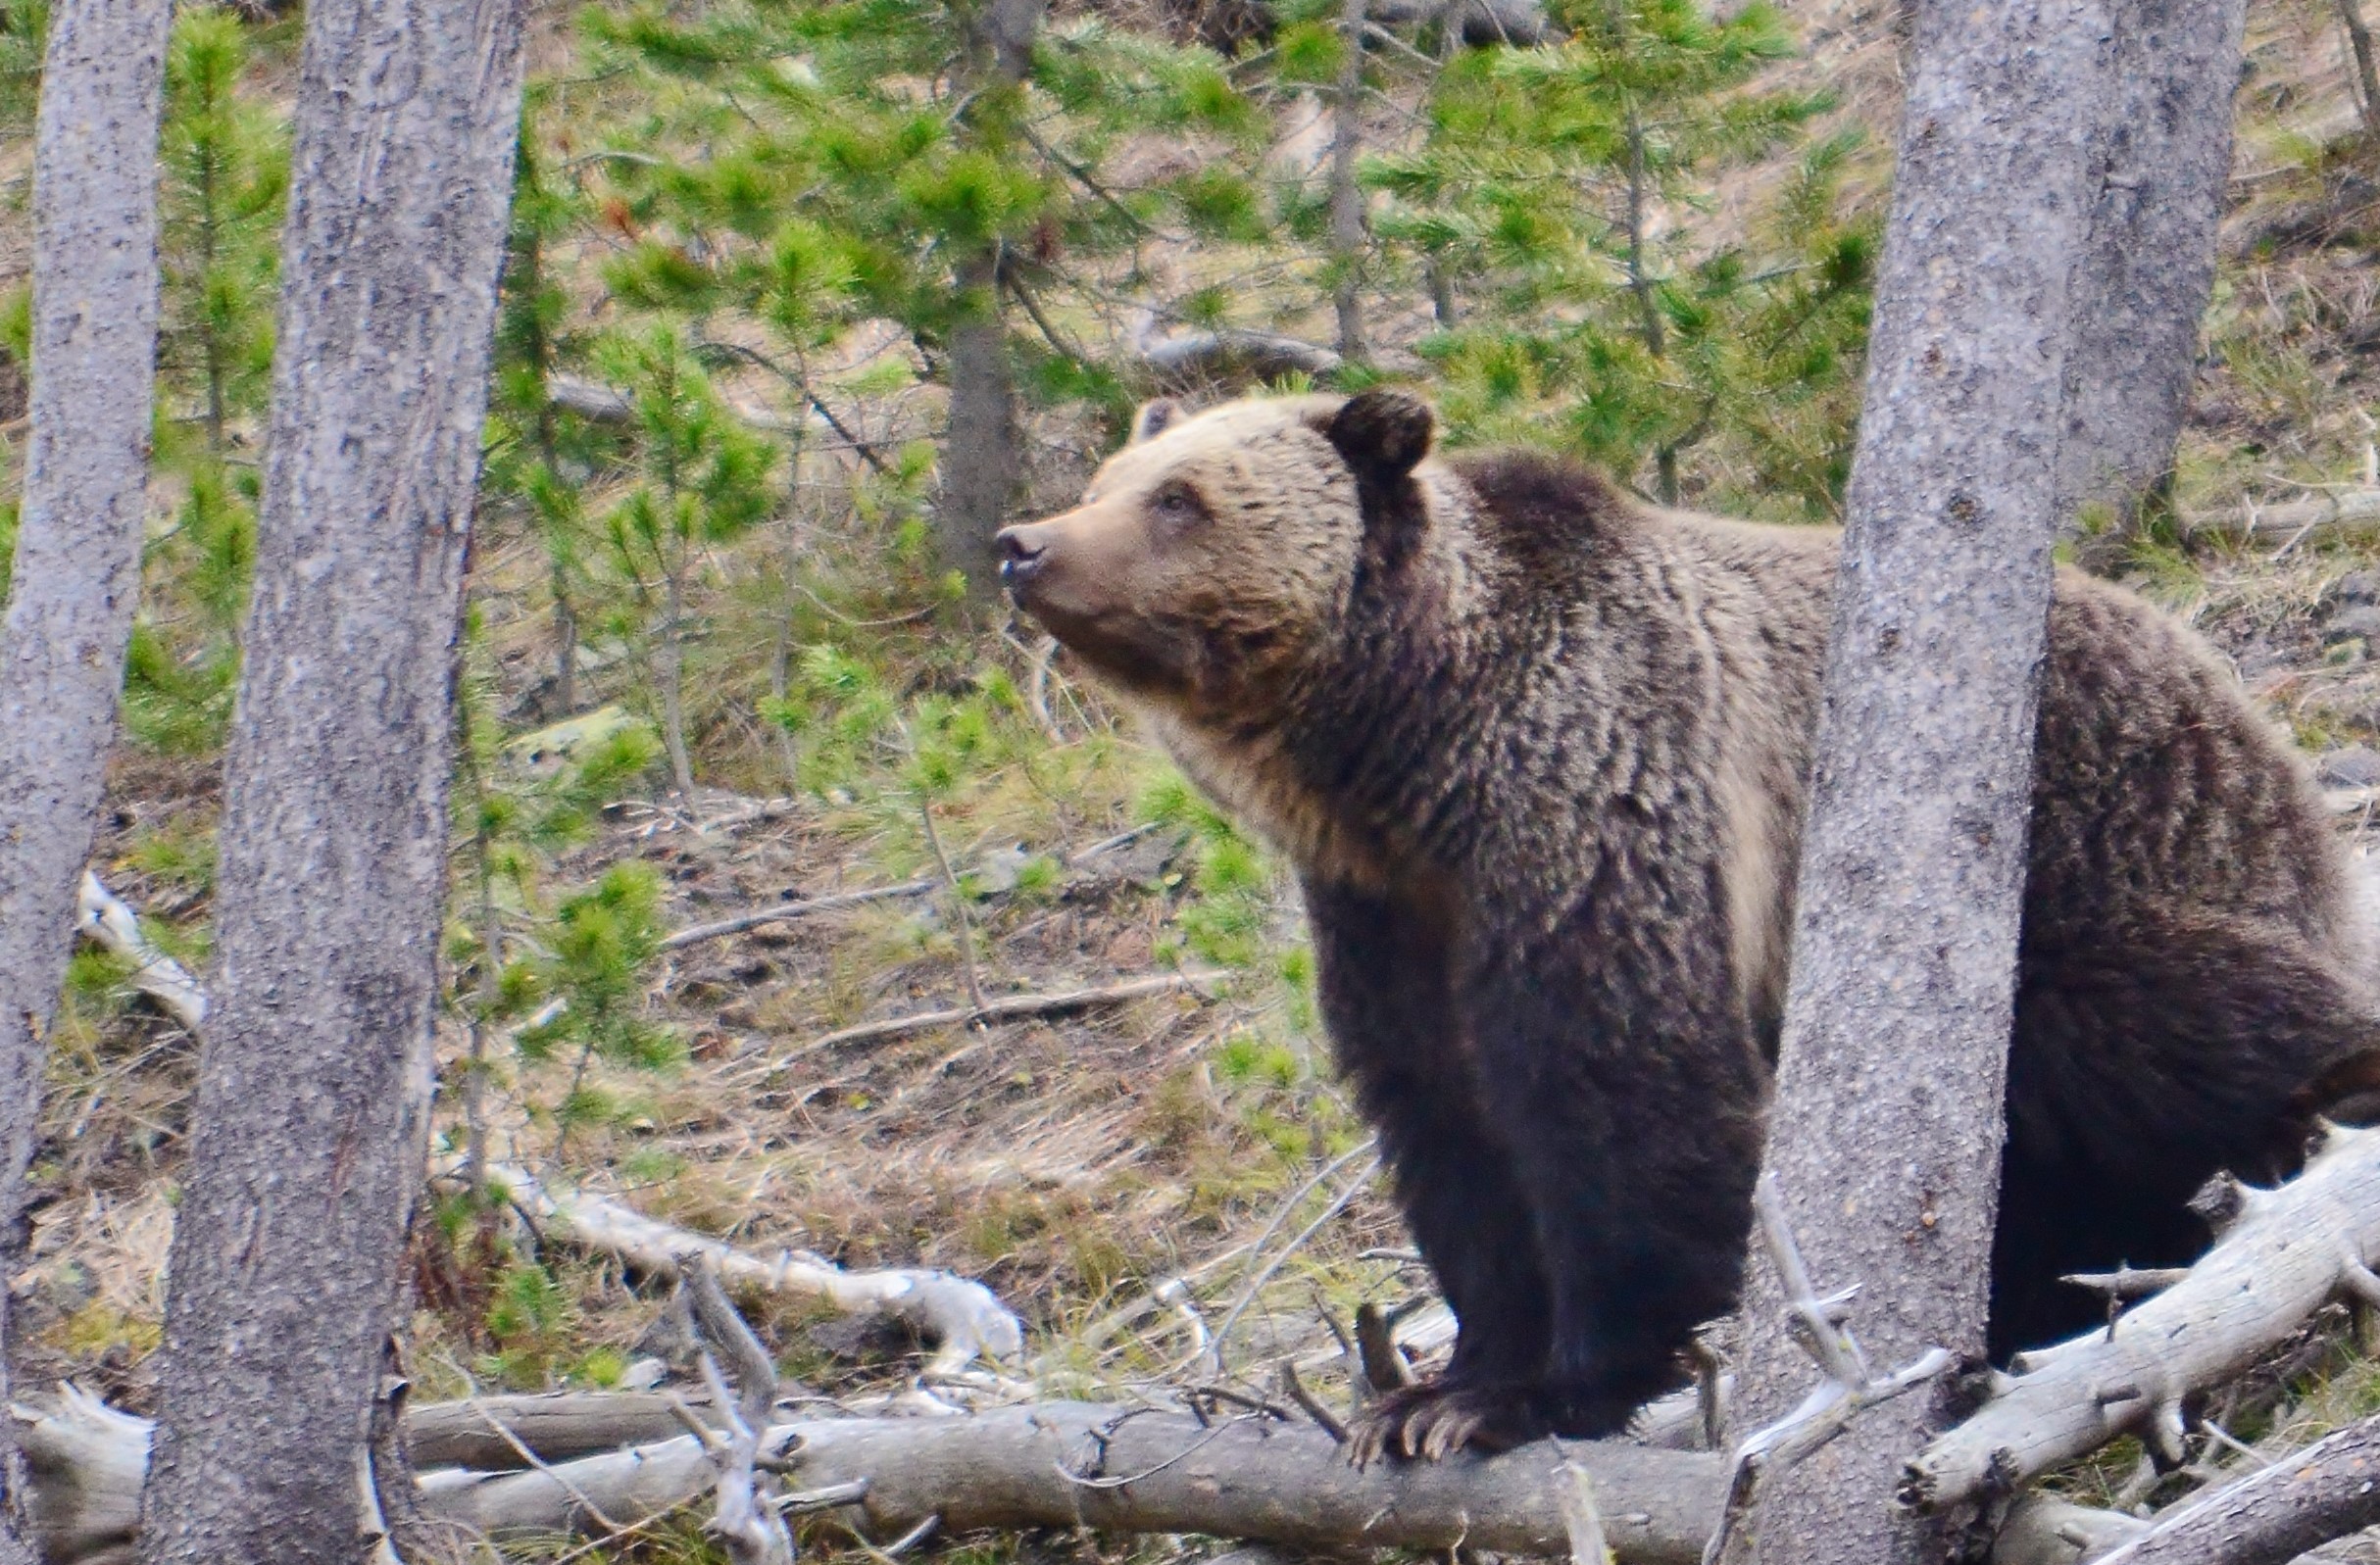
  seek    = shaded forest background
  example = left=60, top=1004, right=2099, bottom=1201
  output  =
left=10, top=0, right=2380, bottom=1554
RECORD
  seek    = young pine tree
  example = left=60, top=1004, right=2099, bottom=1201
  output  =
left=485, top=88, right=614, bottom=718
left=158, top=4, right=285, bottom=452
left=1373, top=0, right=1869, bottom=513
left=114, top=5, right=285, bottom=758
left=451, top=615, right=665, bottom=1182
left=591, top=324, right=775, bottom=799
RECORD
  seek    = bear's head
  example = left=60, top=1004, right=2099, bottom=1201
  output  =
left=996, top=388, right=1436, bottom=716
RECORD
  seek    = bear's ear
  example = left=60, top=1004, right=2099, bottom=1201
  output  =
left=1129, top=399, right=1181, bottom=444
left=1324, top=389, right=1434, bottom=482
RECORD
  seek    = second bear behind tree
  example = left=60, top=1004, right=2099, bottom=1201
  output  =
left=998, top=388, right=2380, bottom=1461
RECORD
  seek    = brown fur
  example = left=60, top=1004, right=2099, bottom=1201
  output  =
left=1000, top=390, right=2380, bottom=1456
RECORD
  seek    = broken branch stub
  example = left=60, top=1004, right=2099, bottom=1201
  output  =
left=1904, top=1123, right=2380, bottom=1511
left=481, top=1162, right=1024, bottom=1380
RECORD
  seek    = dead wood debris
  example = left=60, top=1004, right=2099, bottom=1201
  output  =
left=15, top=1390, right=2220, bottom=1565
left=477, top=1160, right=1025, bottom=1382
left=74, top=873, right=204, bottom=1030
left=659, top=880, right=938, bottom=952
left=2086, top=1407, right=2380, bottom=1564
left=679, top=1266, right=797, bottom=1565
left=728, top=969, right=1227, bottom=1077
left=1904, top=1123, right=2380, bottom=1513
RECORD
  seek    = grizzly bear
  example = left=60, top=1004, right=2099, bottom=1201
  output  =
left=997, top=388, right=2380, bottom=1461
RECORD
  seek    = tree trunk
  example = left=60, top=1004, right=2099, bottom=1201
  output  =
left=941, top=250, right=1017, bottom=599
left=2058, top=0, right=2245, bottom=569
left=2341, top=0, right=2380, bottom=148
left=936, top=0, right=1042, bottom=600
left=134, top=0, right=527, bottom=1556
left=1728, top=0, right=2112, bottom=1558
left=1328, top=0, right=1368, bottom=365
left=658, top=551, right=695, bottom=798
left=0, top=3, right=170, bottom=1559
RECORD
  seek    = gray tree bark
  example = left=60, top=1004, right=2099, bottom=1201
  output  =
left=1327, top=0, right=1368, bottom=364
left=941, top=251, right=1018, bottom=599
left=936, top=0, right=1043, bottom=599
left=2058, top=0, right=2245, bottom=569
left=134, top=0, right=527, bottom=1555
left=1728, top=0, right=2113, bottom=1558
left=0, top=3, right=171, bottom=1559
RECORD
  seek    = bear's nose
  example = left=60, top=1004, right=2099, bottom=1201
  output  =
left=996, top=525, right=1047, bottom=586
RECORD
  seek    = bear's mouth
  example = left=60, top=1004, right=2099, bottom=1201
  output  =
left=1009, top=589, right=1198, bottom=702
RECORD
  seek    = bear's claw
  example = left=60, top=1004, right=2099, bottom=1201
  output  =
left=1346, top=1380, right=1541, bottom=1468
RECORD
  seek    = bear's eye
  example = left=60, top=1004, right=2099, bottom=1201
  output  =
left=1152, top=484, right=1203, bottom=523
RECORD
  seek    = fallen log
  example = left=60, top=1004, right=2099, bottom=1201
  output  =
left=404, top=1391, right=722, bottom=1471
left=482, top=1161, right=1025, bottom=1379
left=25, top=1394, right=1728, bottom=1564
left=2185, top=488, right=2380, bottom=541
left=2084, top=1409, right=2380, bottom=1565
left=12, top=1389, right=2233, bottom=1565
left=1138, top=328, right=1343, bottom=387
left=1904, top=1123, right=2380, bottom=1512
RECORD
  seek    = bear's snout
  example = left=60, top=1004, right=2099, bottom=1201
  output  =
left=995, top=523, right=1048, bottom=590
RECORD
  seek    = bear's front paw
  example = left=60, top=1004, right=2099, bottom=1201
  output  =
left=1346, top=1379, right=1545, bottom=1467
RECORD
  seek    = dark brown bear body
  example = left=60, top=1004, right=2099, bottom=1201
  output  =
left=997, top=389, right=2380, bottom=1460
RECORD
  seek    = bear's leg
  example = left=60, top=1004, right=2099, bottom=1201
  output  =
left=1301, top=880, right=1555, bottom=1464
left=1993, top=909, right=2380, bottom=1356
left=1426, top=915, right=1768, bottom=1452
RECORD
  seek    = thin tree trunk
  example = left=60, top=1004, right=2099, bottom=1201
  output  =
left=512, top=142, right=578, bottom=713
left=2342, top=0, right=2380, bottom=147
left=1621, top=108, right=1688, bottom=505
left=937, top=0, right=1042, bottom=600
left=770, top=414, right=807, bottom=789
left=2058, top=0, right=2246, bottom=569
left=197, top=138, right=225, bottom=451
left=1728, top=0, right=2112, bottom=1558
left=457, top=695, right=498, bottom=1190
left=0, top=3, right=170, bottom=1559
left=1328, top=0, right=1368, bottom=365
left=135, top=0, right=527, bottom=1555
left=941, top=250, right=1018, bottom=599
left=659, top=550, right=695, bottom=798
left=1425, top=259, right=1458, bottom=327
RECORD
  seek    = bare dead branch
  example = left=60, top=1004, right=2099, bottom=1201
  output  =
left=659, top=880, right=938, bottom=952
left=681, top=1270, right=797, bottom=1565
left=1702, top=1176, right=1955, bottom=1565
left=479, top=1161, right=1024, bottom=1380
left=738, top=970, right=1226, bottom=1070
left=1904, top=1123, right=2380, bottom=1512
left=74, top=873, right=205, bottom=1030
left=13, top=1389, right=2269, bottom=1565
left=2185, top=487, right=2380, bottom=541
left=2059, top=1268, right=2191, bottom=1302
